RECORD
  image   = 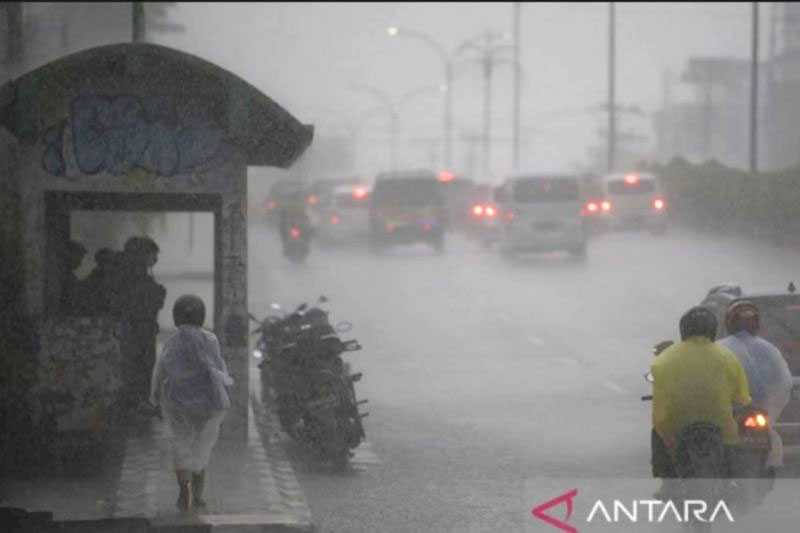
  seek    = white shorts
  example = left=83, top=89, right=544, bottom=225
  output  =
left=163, top=403, right=226, bottom=472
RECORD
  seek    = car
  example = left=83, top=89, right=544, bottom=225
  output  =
left=466, top=184, right=503, bottom=248
left=305, top=177, right=368, bottom=234
left=493, top=173, right=588, bottom=258
left=596, top=171, right=668, bottom=234
left=700, top=283, right=800, bottom=458
left=436, top=172, right=476, bottom=232
left=311, top=183, right=372, bottom=246
left=368, top=170, right=447, bottom=253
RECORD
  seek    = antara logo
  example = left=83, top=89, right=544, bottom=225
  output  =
left=531, top=489, right=579, bottom=533
left=531, top=489, right=735, bottom=531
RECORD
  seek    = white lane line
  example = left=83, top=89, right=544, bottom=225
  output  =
left=497, top=312, right=515, bottom=323
left=549, top=356, right=580, bottom=366
left=528, top=335, right=545, bottom=346
left=603, top=381, right=626, bottom=394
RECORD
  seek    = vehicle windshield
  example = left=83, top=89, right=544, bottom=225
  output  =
left=607, top=179, right=657, bottom=195
left=372, top=178, right=443, bottom=207
left=512, top=177, right=580, bottom=203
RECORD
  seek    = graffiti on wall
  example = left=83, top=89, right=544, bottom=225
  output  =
left=43, top=92, right=233, bottom=178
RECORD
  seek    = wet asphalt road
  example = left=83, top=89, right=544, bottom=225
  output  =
left=246, top=222, right=800, bottom=533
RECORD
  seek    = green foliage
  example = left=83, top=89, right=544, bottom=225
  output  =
left=652, top=158, right=800, bottom=235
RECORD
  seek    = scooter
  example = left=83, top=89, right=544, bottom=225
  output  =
left=282, top=223, right=311, bottom=263
left=642, top=340, right=773, bottom=529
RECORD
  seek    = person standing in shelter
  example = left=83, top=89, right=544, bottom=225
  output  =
left=116, top=236, right=166, bottom=411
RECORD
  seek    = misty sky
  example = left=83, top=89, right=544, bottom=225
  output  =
left=154, top=2, right=760, bottom=178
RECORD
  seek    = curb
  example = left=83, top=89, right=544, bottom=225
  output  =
left=249, top=392, right=315, bottom=531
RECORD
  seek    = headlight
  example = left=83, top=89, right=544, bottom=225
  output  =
left=253, top=349, right=263, bottom=359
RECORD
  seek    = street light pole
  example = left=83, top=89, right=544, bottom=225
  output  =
left=132, top=1, right=145, bottom=43
left=351, top=83, right=443, bottom=173
left=456, top=31, right=515, bottom=178
left=387, top=27, right=454, bottom=169
left=608, top=1, right=616, bottom=172
left=750, top=1, right=759, bottom=174
left=444, top=61, right=453, bottom=170
left=483, top=39, right=493, bottom=179
left=512, top=2, right=521, bottom=171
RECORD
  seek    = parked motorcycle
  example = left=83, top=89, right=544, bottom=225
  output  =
left=250, top=296, right=367, bottom=467
left=642, top=340, right=773, bottom=530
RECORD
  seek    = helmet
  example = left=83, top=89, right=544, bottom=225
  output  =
left=173, top=294, right=206, bottom=327
left=679, top=306, right=718, bottom=341
left=725, top=300, right=760, bottom=334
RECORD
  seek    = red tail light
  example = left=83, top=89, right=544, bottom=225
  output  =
left=306, top=195, right=319, bottom=206
left=472, top=205, right=484, bottom=216
left=290, top=227, right=302, bottom=239
left=581, top=202, right=599, bottom=216
left=744, top=413, right=769, bottom=429
left=653, top=198, right=666, bottom=211
left=485, top=206, right=496, bottom=217
left=330, top=215, right=340, bottom=225
left=601, top=200, right=611, bottom=212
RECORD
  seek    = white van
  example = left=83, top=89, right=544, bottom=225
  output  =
left=599, top=171, right=667, bottom=234
left=494, top=174, right=587, bottom=257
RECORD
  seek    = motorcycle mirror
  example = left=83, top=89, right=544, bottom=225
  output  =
left=296, top=303, right=308, bottom=313
left=319, top=295, right=329, bottom=304
left=336, top=321, right=353, bottom=333
left=644, top=371, right=654, bottom=383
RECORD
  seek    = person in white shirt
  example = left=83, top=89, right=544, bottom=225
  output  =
left=718, top=300, right=793, bottom=469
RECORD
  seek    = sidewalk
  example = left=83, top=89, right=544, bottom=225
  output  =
left=113, top=392, right=314, bottom=532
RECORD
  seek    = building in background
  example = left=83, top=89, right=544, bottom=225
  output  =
left=653, top=4, right=800, bottom=172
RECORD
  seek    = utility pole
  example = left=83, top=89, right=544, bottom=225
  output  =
left=133, top=2, right=145, bottom=43
left=703, top=68, right=713, bottom=160
left=512, top=2, right=521, bottom=171
left=608, top=2, right=616, bottom=172
left=766, top=1, right=777, bottom=170
left=751, top=1, right=759, bottom=174
left=482, top=34, right=493, bottom=179
left=4, top=3, right=24, bottom=69
left=456, top=31, right=515, bottom=177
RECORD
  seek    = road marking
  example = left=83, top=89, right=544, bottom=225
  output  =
left=549, top=356, right=579, bottom=367
left=528, top=335, right=545, bottom=346
left=603, top=381, right=626, bottom=394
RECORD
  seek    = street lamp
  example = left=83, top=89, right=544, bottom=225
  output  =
left=350, top=83, right=444, bottom=172
left=386, top=26, right=454, bottom=170
left=455, top=30, right=517, bottom=177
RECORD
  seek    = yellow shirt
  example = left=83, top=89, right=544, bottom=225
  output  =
left=651, top=337, right=751, bottom=446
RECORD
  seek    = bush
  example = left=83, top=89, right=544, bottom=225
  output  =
left=652, top=159, right=800, bottom=237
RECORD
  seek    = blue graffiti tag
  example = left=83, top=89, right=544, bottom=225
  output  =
left=43, top=93, right=231, bottom=178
